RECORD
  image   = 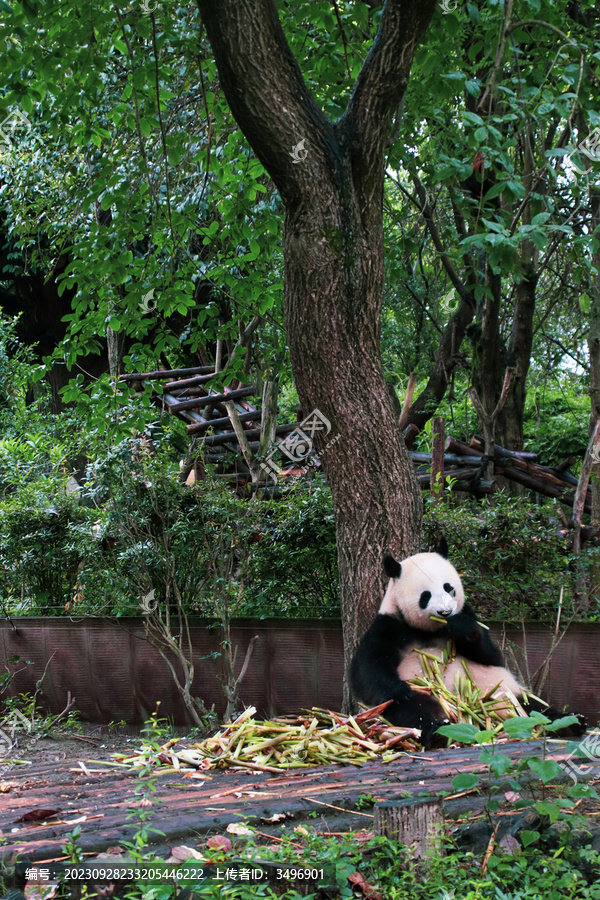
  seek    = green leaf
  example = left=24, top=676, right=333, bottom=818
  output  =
left=535, top=800, right=560, bottom=823
left=545, top=715, right=580, bottom=733
left=489, top=754, right=513, bottom=776
left=451, top=773, right=479, bottom=792
left=465, top=80, right=481, bottom=97
left=463, top=111, right=484, bottom=125
left=579, top=292, right=591, bottom=314
left=531, top=212, right=551, bottom=226
left=527, top=757, right=562, bottom=783
left=436, top=723, right=479, bottom=743
left=503, top=717, right=538, bottom=739
left=569, top=784, right=599, bottom=799
left=521, top=830, right=540, bottom=847
left=483, top=182, right=505, bottom=201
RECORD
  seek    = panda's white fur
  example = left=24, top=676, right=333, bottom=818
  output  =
left=397, top=647, right=523, bottom=700
left=382, top=551, right=524, bottom=705
left=378, top=552, right=465, bottom=629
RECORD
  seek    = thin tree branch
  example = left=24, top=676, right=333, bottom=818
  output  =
left=331, top=0, right=351, bottom=78
left=572, top=418, right=600, bottom=539
left=196, top=0, right=335, bottom=204
left=477, top=0, right=514, bottom=116
left=491, top=367, right=514, bottom=422
left=411, top=176, right=473, bottom=304
left=224, top=400, right=258, bottom=475
left=340, top=0, right=437, bottom=187
left=398, top=372, right=418, bottom=430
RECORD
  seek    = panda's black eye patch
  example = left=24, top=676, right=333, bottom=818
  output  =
left=444, top=583, right=456, bottom=596
left=419, top=590, right=432, bottom=609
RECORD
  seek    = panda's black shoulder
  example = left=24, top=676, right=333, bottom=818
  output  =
left=461, top=601, right=479, bottom=619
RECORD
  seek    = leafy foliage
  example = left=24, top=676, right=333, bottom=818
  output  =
left=424, top=491, right=600, bottom=621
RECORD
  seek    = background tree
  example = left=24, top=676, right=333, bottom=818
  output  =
left=381, top=0, right=600, bottom=451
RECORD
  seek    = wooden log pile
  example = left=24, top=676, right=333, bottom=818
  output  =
left=437, top=435, right=592, bottom=516
left=117, top=369, right=592, bottom=530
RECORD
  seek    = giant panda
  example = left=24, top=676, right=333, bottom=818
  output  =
left=350, top=538, right=586, bottom=747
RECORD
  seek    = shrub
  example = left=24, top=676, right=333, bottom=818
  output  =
left=241, top=476, right=339, bottom=617
left=0, top=486, right=100, bottom=614
left=423, top=491, right=591, bottom=621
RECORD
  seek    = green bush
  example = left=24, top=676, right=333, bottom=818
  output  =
left=523, top=384, right=589, bottom=467
left=0, top=486, right=100, bottom=614
left=423, top=491, right=598, bottom=622
left=84, top=443, right=338, bottom=619
left=241, top=476, right=339, bottom=617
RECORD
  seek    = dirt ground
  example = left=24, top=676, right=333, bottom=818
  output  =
left=2, top=724, right=150, bottom=770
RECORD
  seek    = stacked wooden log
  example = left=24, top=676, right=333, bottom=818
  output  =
left=436, top=435, right=591, bottom=516
left=118, top=370, right=591, bottom=528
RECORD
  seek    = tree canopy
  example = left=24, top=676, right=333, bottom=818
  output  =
left=0, top=0, right=599, bottom=652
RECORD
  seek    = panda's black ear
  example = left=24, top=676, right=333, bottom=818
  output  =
left=384, top=555, right=402, bottom=579
left=436, top=536, right=449, bottom=559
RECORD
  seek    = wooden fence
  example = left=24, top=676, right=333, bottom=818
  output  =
left=0, top=618, right=598, bottom=726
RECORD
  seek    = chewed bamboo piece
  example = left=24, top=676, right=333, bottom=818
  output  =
left=407, top=645, right=530, bottom=728
left=113, top=705, right=423, bottom=772
left=429, top=614, right=490, bottom=630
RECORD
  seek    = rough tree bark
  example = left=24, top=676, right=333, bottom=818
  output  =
left=588, top=187, right=600, bottom=597
left=196, top=0, right=436, bottom=709
left=498, top=121, right=537, bottom=450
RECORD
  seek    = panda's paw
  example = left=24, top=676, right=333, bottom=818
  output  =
left=446, top=612, right=479, bottom=641
left=421, top=717, right=451, bottom=749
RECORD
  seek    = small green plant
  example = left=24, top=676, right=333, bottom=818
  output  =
left=121, top=706, right=170, bottom=855
left=62, top=825, right=84, bottom=865
left=356, top=792, right=378, bottom=810
left=438, top=714, right=599, bottom=847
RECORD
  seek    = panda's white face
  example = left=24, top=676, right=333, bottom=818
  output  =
left=378, top=551, right=465, bottom=632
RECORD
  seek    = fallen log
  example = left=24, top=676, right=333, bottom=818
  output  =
left=470, top=437, right=586, bottom=491
left=119, top=366, right=214, bottom=382
left=165, top=372, right=216, bottom=390
left=410, top=452, right=486, bottom=468
left=444, top=437, right=482, bottom=457
left=186, top=410, right=262, bottom=433
left=403, top=423, right=420, bottom=449
left=201, top=423, right=298, bottom=448
left=495, top=465, right=591, bottom=513
left=471, top=435, right=538, bottom=461
left=172, top=388, right=255, bottom=413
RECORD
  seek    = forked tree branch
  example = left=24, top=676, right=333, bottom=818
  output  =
left=339, top=0, right=437, bottom=187
left=197, top=0, right=437, bottom=204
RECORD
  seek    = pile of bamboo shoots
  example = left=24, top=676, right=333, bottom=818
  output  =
left=408, top=645, right=528, bottom=729
left=115, top=704, right=422, bottom=773
left=114, top=657, right=534, bottom=773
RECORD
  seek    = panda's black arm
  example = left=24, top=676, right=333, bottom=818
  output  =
left=446, top=602, right=504, bottom=666
left=349, top=614, right=416, bottom=706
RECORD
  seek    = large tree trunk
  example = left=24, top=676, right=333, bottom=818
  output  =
left=284, top=190, right=422, bottom=708
left=499, top=123, right=537, bottom=450
left=501, top=261, right=536, bottom=449
left=197, top=0, right=435, bottom=709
